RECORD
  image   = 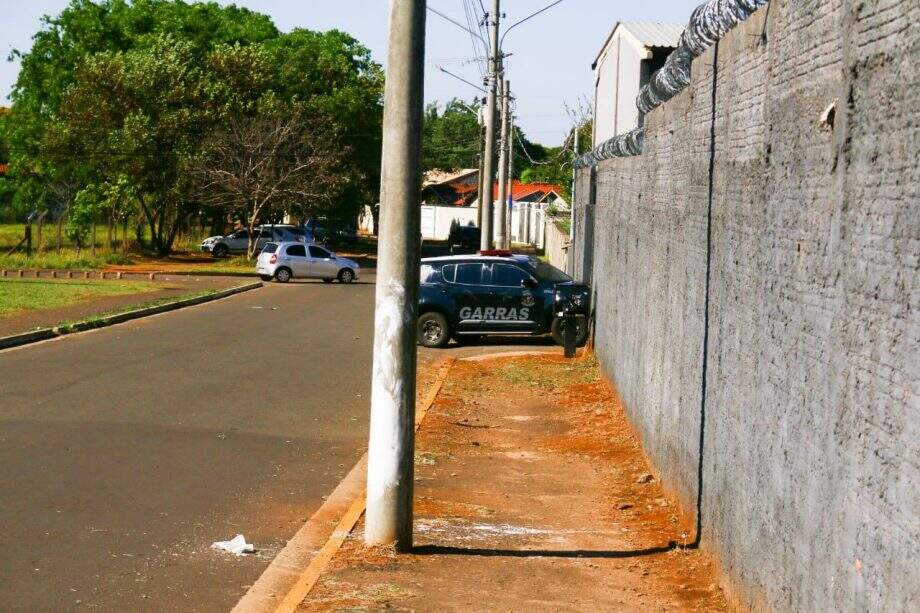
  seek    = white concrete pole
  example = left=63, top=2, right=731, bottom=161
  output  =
left=365, top=0, right=426, bottom=550
left=479, top=0, right=501, bottom=250
left=570, top=128, right=579, bottom=242
left=505, top=107, right=514, bottom=248
left=496, top=79, right=509, bottom=250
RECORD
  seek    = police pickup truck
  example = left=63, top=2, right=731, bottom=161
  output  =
left=417, top=250, right=590, bottom=348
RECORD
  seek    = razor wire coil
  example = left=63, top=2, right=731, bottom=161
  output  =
left=574, top=0, right=768, bottom=169
left=573, top=127, right=644, bottom=169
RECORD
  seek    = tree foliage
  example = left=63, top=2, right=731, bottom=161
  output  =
left=422, top=99, right=481, bottom=172
left=5, top=0, right=382, bottom=254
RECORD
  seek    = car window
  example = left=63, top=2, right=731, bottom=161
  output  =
left=259, top=229, right=273, bottom=238
left=232, top=230, right=248, bottom=239
left=491, top=264, right=529, bottom=287
left=441, top=264, right=456, bottom=283
left=286, top=244, right=306, bottom=257
left=261, top=243, right=278, bottom=254
left=420, top=264, right=441, bottom=284
left=309, top=246, right=330, bottom=259
left=455, top=263, right=485, bottom=285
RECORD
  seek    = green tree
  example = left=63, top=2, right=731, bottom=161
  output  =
left=422, top=99, right=481, bottom=172
left=6, top=1, right=383, bottom=253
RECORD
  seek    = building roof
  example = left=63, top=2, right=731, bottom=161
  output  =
left=491, top=180, right=563, bottom=202
left=592, top=21, right=684, bottom=68
left=0, top=163, right=7, bottom=175
left=423, top=168, right=478, bottom=187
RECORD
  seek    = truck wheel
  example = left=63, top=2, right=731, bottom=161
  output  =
left=418, top=312, right=450, bottom=348
left=274, top=267, right=292, bottom=283
left=212, top=244, right=229, bottom=258
left=551, top=316, right=588, bottom=347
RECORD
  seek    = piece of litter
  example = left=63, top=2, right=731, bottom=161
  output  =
left=211, top=535, right=254, bottom=556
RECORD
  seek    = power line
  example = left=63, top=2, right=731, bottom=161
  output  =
left=500, top=0, right=567, bottom=49
left=460, top=0, right=487, bottom=78
left=427, top=6, right=486, bottom=45
left=437, top=66, right=486, bottom=93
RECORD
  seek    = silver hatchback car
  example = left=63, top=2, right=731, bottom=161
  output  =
left=256, top=242, right=360, bottom=284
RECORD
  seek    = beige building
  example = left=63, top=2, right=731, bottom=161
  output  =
left=591, top=22, right=683, bottom=144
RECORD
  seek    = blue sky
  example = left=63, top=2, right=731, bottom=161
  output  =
left=0, top=0, right=700, bottom=145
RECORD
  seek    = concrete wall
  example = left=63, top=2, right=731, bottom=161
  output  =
left=419, top=205, right=478, bottom=240
left=574, top=1, right=919, bottom=610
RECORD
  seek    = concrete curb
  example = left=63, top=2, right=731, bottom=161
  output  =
left=234, top=357, right=456, bottom=613
left=0, top=268, right=256, bottom=280
left=0, top=282, right=263, bottom=351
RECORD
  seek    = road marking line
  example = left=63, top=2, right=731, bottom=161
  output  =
left=234, top=357, right=455, bottom=613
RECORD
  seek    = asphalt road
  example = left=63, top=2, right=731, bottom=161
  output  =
left=0, top=270, right=557, bottom=611
left=0, top=277, right=381, bottom=611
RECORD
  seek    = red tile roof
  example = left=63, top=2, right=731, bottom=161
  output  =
left=492, top=180, right=562, bottom=201
left=0, top=163, right=7, bottom=175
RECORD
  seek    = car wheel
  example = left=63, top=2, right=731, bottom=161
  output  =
left=259, top=274, right=272, bottom=281
left=551, top=316, right=589, bottom=347
left=274, top=267, right=292, bottom=283
left=418, top=312, right=450, bottom=348
left=322, top=278, right=334, bottom=284
left=212, top=244, right=229, bottom=258
left=338, top=268, right=355, bottom=284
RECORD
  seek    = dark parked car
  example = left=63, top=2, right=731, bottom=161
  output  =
left=447, top=225, right=481, bottom=253
left=416, top=251, right=590, bottom=348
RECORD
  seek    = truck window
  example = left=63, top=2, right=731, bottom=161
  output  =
left=420, top=264, right=441, bottom=284
left=455, top=263, right=485, bottom=285
left=491, top=264, right=529, bottom=287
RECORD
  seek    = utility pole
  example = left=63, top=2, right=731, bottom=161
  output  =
left=495, top=78, right=509, bottom=250
left=365, top=0, right=426, bottom=550
left=506, top=107, right=514, bottom=248
left=570, top=127, right=579, bottom=242
left=479, top=0, right=501, bottom=250
left=475, top=102, right=486, bottom=228
left=568, top=127, right=579, bottom=273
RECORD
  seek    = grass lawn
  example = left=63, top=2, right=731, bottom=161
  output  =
left=0, top=278, right=161, bottom=318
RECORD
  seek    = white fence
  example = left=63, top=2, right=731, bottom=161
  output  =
left=543, top=219, right=571, bottom=273
left=359, top=202, right=555, bottom=247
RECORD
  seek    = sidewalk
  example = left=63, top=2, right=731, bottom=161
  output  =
left=297, top=353, right=730, bottom=611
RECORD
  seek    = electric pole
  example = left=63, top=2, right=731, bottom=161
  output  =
left=496, top=78, right=509, bottom=250
left=506, top=106, right=514, bottom=248
left=365, top=0, right=426, bottom=550
left=476, top=102, right=486, bottom=228
left=479, top=0, right=501, bottom=250
left=571, top=127, right=579, bottom=242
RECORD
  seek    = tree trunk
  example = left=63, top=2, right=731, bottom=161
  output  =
left=56, top=213, right=64, bottom=253
left=370, top=203, right=381, bottom=236
left=37, top=215, right=44, bottom=255
left=107, top=215, right=114, bottom=252
left=91, top=217, right=97, bottom=256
